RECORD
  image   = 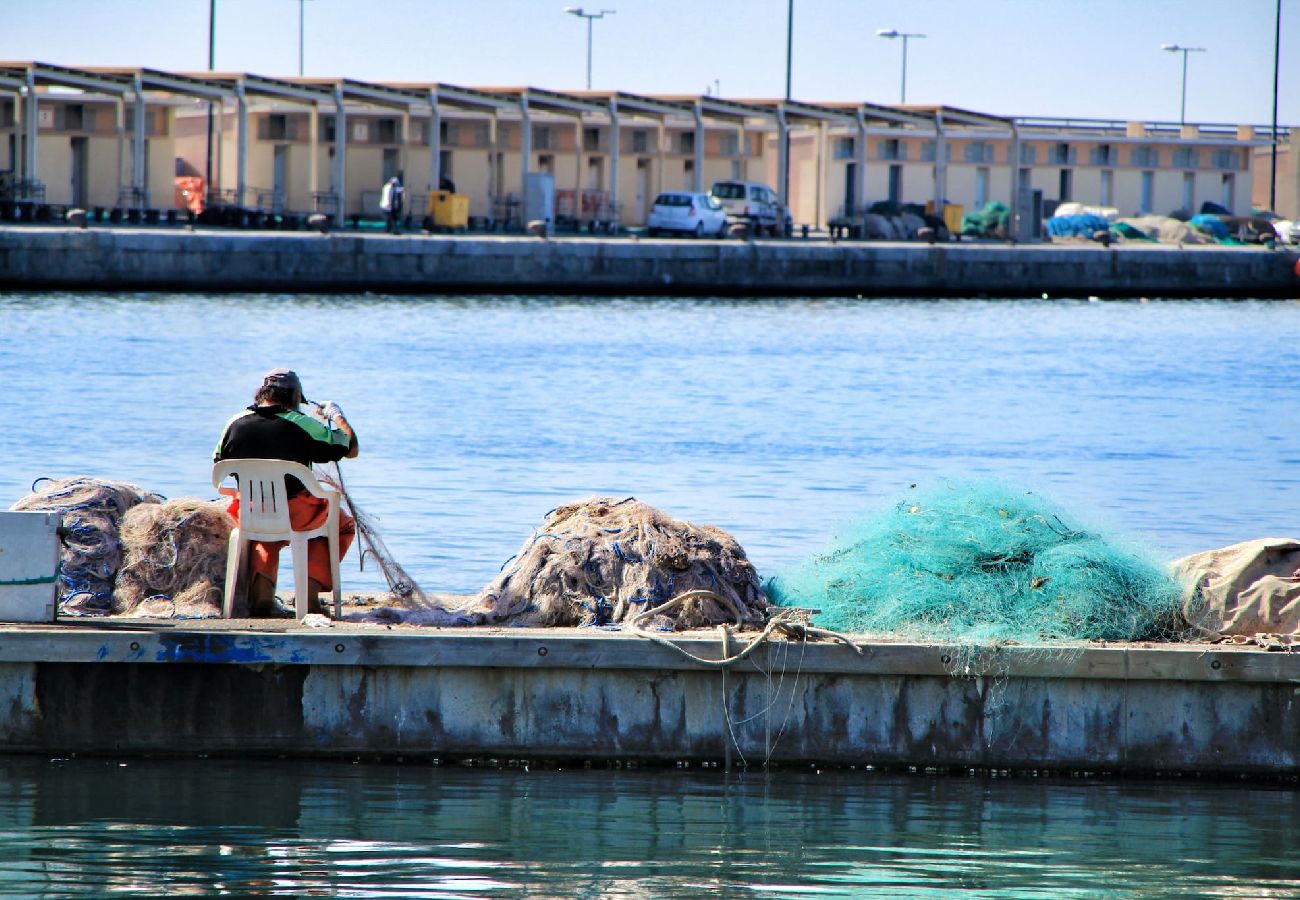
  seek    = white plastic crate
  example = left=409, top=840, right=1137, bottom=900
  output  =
left=0, top=511, right=60, bottom=623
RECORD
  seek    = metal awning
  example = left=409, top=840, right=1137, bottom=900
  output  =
left=0, top=61, right=133, bottom=95
left=651, top=94, right=777, bottom=125
left=902, top=104, right=1011, bottom=130
left=388, top=82, right=516, bottom=113
left=185, top=72, right=333, bottom=105
left=289, top=77, right=428, bottom=110
left=475, top=86, right=611, bottom=116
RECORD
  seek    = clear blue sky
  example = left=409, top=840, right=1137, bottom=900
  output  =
left=2, top=0, right=1295, bottom=125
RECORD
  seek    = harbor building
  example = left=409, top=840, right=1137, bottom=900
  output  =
left=1, top=61, right=1294, bottom=232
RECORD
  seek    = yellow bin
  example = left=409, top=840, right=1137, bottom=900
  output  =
left=941, top=203, right=964, bottom=234
left=428, top=190, right=469, bottom=229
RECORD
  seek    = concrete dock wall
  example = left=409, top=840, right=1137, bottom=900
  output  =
left=1, top=228, right=1297, bottom=298
left=0, top=626, right=1296, bottom=774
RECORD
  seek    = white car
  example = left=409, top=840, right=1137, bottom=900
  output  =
left=646, top=192, right=728, bottom=238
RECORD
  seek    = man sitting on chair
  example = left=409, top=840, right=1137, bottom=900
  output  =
left=214, top=369, right=359, bottom=617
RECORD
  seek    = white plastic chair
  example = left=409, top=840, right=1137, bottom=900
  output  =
left=212, top=458, right=342, bottom=620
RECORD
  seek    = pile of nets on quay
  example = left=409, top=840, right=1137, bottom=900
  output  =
left=9, top=476, right=234, bottom=617
left=11, top=476, right=164, bottom=615
left=767, top=479, right=1189, bottom=645
left=456, top=496, right=772, bottom=630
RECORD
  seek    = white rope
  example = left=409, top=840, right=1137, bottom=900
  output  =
left=628, top=589, right=867, bottom=666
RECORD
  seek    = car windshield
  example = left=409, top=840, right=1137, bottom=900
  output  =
left=653, top=194, right=691, bottom=207
left=711, top=183, right=745, bottom=200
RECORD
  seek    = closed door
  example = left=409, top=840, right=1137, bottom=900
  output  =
left=843, top=161, right=857, bottom=216
left=634, top=159, right=650, bottom=222
left=70, top=137, right=88, bottom=208
left=272, top=145, right=288, bottom=211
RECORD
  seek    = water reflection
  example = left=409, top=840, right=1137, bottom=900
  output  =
left=0, top=758, right=1294, bottom=897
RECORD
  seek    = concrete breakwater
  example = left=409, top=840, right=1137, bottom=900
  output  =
left=1, top=623, right=1296, bottom=775
left=1, top=227, right=1297, bottom=297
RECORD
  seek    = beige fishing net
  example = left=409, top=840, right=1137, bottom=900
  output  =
left=113, top=498, right=233, bottom=617
left=461, top=497, right=770, bottom=629
left=9, top=476, right=163, bottom=615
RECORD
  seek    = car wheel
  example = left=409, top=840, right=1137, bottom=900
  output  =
left=647, top=227, right=658, bottom=237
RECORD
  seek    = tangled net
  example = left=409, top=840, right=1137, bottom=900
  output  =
left=113, top=498, right=233, bottom=618
left=9, top=476, right=162, bottom=615
left=465, top=497, right=770, bottom=629
left=768, top=480, right=1188, bottom=644
left=318, top=463, right=434, bottom=609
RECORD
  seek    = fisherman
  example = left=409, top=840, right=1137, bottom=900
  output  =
left=214, top=369, right=359, bottom=617
left=379, top=173, right=405, bottom=233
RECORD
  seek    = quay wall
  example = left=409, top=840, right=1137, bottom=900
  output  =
left=1, top=228, right=1298, bottom=297
left=0, top=627, right=1296, bottom=774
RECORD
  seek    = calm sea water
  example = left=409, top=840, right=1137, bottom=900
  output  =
left=0, top=293, right=1296, bottom=593
left=2, top=292, right=1299, bottom=895
left=0, top=758, right=1295, bottom=898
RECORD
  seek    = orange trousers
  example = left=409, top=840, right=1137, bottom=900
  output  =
left=225, top=494, right=356, bottom=591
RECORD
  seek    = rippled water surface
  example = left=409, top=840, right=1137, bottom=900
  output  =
left=0, top=759, right=1295, bottom=898
left=2, top=292, right=1296, bottom=593
left=3, top=293, right=1299, bottom=895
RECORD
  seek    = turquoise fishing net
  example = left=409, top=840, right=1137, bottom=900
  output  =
left=768, top=480, right=1188, bottom=643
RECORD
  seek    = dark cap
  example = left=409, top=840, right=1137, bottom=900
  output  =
left=261, top=368, right=302, bottom=393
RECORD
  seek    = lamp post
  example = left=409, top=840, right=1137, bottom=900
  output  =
left=295, top=0, right=314, bottom=76
left=564, top=7, right=615, bottom=90
left=876, top=28, right=925, bottom=104
left=205, top=0, right=216, bottom=202
left=1161, top=43, right=1207, bottom=125
left=782, top=0, right=792, bottom=211
left=1269, top=0, right=1281, bottom=210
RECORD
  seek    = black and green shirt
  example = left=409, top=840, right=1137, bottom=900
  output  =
left=214, top=405, right=352, bottom=495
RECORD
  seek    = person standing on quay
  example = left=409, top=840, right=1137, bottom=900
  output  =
left=380, top=174, right=405, bottom=233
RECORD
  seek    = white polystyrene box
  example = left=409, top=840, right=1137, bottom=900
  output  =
left=0, top=511, right=60, bottom=623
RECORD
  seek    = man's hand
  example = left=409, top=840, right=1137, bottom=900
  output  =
left=317, top=400, right=345, bottom=422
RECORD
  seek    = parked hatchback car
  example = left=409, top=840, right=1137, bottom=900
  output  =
left=709, top=180, right=787, bottom=236
left=646, top=192, right=727, bottom=237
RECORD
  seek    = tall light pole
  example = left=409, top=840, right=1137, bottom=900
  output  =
left=876, top=29, right=925, bottom=104
left=782, top=0, right=793, bottom=210
left=295, top=0, right=314, bottom=76
left=1161, top=43, right=1207, bottom=125
left=1269, top=0, right=1281, bottom=210
left=205, top=0, right=216, bottom=200
left=564, top=7, right=615, bottom=90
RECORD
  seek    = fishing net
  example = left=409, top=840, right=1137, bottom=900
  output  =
left=113, top=498, right=232, bottom=618
left=768, top=480, right=1188, bottom=644
left=464, top=497, right=770, bottom=629
left=9, top=476, right=163, bottom=615
left=960, top=201, right=1010, bottom=239
left=318, top=464, right=435, bottom=609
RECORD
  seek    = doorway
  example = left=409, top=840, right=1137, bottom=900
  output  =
left=634, top=158, right=650, bottom=222
left=70, top=137, right=89, bottom=208
left=272, top=144, right=288, bottom=212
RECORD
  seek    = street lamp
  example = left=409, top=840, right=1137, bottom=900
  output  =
left=564, top=7, right=615, bottom=90
left=876, top=28, right=925, bottom=104
left=294, top=0, right=315, bottom=77
left=1161, top=43, right=1207, bottom=125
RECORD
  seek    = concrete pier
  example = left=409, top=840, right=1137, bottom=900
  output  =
left=0, top=622, right=1296, bottom=774
left=1, top=227, right=1297, bottom=298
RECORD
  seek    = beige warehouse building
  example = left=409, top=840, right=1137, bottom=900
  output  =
left=3, top=61, right=1295, bottom=231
